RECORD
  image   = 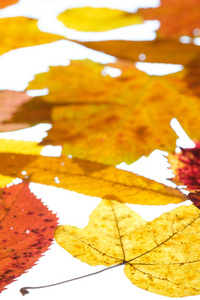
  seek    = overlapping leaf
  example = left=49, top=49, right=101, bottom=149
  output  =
left=0, top=90, right=32, bottom=132
left=0, top=183, right=58, bottom=292
left=0, top=139, right=43, bottom=187
left=0, top=17, right=63, bottom=56
left=23, top=59, right=200, bottom=165
left=77, top=39, right=200, bottom=65
left=169, top=142, right=200, bottom=208
left=0, top=151, right=185, bottom=205
left=55, top=199, right=200, bottom=297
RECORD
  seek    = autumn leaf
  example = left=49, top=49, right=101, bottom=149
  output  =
left=0, top=17, right=63, bottom=56
left=139, top=0, right=200, bottom=39
left=169, top=142, right=200, bottom=208
left=0, top=90, right=32, bottom=132
left=77, top=39, right=200, bottom=65
left=0, top=0, right=19, bottom=9
left=55, top=199, right=200, bottom=297
left=0, top=139, right=43, bottom=155
left=0, top=139, right=43, bottom=187
left=0, top=152, right=185, bottom=205
left=0, top=182, right=58, bottom=293
left=57, top=7, right=142, bottom=32
left=25, top=59, right=200, bottom=165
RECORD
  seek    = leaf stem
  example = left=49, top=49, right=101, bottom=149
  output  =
left=20, top=262, right=125, bottom=296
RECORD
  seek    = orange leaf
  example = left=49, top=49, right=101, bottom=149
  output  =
left=77, top=39, right=200, bottom=65
left=0, top=0, right=19, bottom=9
left=26, top=59, right=200, bottom=165
left=139, top=0, right=200, bottom=39
left=0, top=182, right=58, bottom=292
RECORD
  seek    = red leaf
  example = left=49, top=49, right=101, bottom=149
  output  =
left=0, top=182, right=58, bottom=292
left=169, top=142, right=200, bottom=208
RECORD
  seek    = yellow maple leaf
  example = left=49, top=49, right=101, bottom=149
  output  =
left=57, top=7, right=142, bottom=32
left=55, top=200, right=200, bottom=297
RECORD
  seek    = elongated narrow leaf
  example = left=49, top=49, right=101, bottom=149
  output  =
left=77, top=39, right=200, bottom=65
left=0, top=152, right=185, bottom=205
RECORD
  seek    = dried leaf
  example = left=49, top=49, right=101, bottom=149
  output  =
left=55, top=200, right=200, bottom=297
left=57, top=7, right=142, bottom=32
left=0, top=17, right=63, bottom=56
left=27, top=59, right=200, bottom=165
left=0, top=90, right=32, bottom=132
left=169, top=142, right=200, bottom=207
left=0, top=0, right=19, bottom=9
left=139, top=0, right=200, bottom=39
left=0, top=152, right=185, bottom=205
left=0, top=183, right=58, bottom=292
left=0, top=139, right=43, bottom=155
left=77, top=39, right=200, bottom=65
left=0, top=139, right=43, bottom=187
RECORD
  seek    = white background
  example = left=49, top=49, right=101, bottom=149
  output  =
left=0, top=0, right=198, bottom=299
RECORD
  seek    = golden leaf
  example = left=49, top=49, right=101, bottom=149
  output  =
left=0, top=139, right=43, bottom=187
left=0, top=17, right=63, bottom=56
left=55, top=200, right=200, bottom=297
left=0, top=139, right=43, bottom=155
left=27, top=59, right=200, bottom=165
left=0, top=152, right=185, bottom=205
left=57, top=7, right=142, bottom=32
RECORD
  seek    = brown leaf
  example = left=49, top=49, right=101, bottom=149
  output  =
left=77, top=40, right=200, bottom=65
left=139, top=0, right=200, bottom=39
left=0, top=90, right=32, bottom=132
left=0, top=182, right=58, bottom=292
left=0, top=151, right=185, bottom=205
